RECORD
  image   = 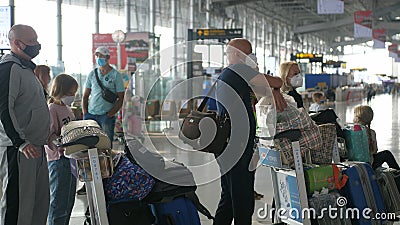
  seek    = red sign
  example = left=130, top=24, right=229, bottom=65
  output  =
left=373, top=29, right=386, bottom=41
left=388, top=44, right=398, bottom=52
left=92, top=32, right=150, bottom=71
left=354, top=11, right=372, bottom=28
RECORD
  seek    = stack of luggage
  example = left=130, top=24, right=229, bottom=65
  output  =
left=255, top=102, right=400, bottom=225
left=99, top=138, right=214, bottom=225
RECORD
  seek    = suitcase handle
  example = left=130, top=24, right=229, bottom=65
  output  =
left=332, top=164, right=348, bottom=190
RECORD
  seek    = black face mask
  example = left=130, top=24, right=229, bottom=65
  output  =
left=20, top=41, right=41, bottom=58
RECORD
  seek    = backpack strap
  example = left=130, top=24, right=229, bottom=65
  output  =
left=185, top=191, right=215, bottom=220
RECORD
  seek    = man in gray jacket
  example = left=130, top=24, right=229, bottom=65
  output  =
left=0, top=24, right=50, bottom=225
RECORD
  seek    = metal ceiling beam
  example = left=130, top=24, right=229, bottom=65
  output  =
left=294, top=1, right=400, bottom=34
left=212, top=0, right=261, bottom=6
left=375, top=22, right=400, bottom=31
left=329, top=38, right=371, bottom=48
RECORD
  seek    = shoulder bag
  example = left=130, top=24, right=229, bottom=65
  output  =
left=94, top=69, right=118, bottom=103
left=179, top=79, right=231, bottom=155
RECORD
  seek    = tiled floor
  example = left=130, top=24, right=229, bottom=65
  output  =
left=70, top=93, right=400, bottom=225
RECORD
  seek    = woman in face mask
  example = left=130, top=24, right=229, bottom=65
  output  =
left=279, top=61, right=304, bottom=108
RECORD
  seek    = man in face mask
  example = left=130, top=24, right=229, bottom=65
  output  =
left=82, top=46, right=125, bottom=145
left=0, top=24, right=50, bottom=225
left=79, top=47, right=125, bottom=195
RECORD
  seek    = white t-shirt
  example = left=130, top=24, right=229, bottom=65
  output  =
left=309, top=103, right=322, bottom=112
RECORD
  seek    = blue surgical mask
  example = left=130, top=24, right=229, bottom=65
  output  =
left=96, top=57, right=107, bottom=67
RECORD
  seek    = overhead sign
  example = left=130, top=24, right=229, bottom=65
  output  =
left=195, top=28, right=243, bottom=40
left=354, top=11, right=372, bottom=38
left=0, top=6, right=11, bottom=49
left=388, top=44, right=398, bottom=58
left=291, top=53, right=323, bottom=63
left=317, top=0, right=344, bottom=14
left=373, top=29, right=386, bottom=49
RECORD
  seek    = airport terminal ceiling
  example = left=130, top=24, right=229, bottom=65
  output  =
left=52, top=0, right=400, bottom=50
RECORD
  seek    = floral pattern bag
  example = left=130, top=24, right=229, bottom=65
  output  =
left=103, top=153, right=155, bottom=202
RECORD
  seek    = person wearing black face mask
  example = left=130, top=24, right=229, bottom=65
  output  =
left=0, top=24, right=50, bottom=225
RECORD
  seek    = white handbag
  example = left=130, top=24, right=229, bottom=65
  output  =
left=59, top=120, right=113, bottom=181
left=60, top=120, right=111, bottom=157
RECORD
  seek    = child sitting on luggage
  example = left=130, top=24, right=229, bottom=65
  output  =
left=309, top=92, right=325, bottom=112
left=353, top=105, right=400, bottom=170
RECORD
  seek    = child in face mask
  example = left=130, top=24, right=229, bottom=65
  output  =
left=45, top=74, right=78, bottom=225
left=279, top=62, right=304, bottom=108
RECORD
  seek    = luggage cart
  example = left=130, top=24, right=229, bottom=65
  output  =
left=258, top=130, right=311, bottom=225
left=67, top=147, right=112, bottom=225
left=58, top=120, right=114, bottom=225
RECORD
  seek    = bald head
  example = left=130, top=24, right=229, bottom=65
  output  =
left=9, top=24, right=35, bottom=42
left=226, top=38, right=253, bottom=65
left=8, top=24, right=39, bottom=60
left=227, top=38, right=252, bottom=55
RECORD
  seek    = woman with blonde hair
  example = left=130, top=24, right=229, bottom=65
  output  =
left=353, top=105, right=400, bottom=170
left=279, top=61, right=304, bottom=108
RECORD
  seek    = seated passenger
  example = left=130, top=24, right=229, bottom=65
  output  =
left=309, top=92, right=325, bottom=112
left=353, top=105, right=400, bottom=170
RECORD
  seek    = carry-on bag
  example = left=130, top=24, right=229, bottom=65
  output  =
left=343, top=124, right=370, bottom=162
left=308, top=192, right=352, bottom=225
left=274, top=104, right=322, bottom=165
left=108, top=201, right=155, bottom=225
left=59, top=120, right=111, bottom=156
left=376, top=168, right=400, bottom=215
left=153, top=197, right=201, bottom=225
left=340, top=162, right=387, bottom=225
left=309, top=108, right=345, bottom=138
left=304, top=164, right=348, bottom=195
left=312, top=124, right=337, bottom=164
left=103, top=153, right=155, bottom=202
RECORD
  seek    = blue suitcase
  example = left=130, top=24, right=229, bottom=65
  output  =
left=153, top=197, right=201, bottom=225
left=340, top=162, right=387, bottom=225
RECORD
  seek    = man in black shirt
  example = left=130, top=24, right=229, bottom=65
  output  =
left=214, top=38, right=285, bottom=225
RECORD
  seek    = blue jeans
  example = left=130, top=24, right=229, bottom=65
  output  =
left=83, top=112, right=116, bottom=147
left=48, top=156, right=77, bottom=225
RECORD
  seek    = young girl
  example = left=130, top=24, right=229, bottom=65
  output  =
left=353, top=105, right=400, bottom=170
left=45, top=74, right=78, bottom=225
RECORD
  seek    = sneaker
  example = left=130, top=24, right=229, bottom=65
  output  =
left=77, top=185, right=86, bottom=195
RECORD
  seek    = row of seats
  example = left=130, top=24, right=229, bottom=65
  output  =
left=145, top=99, right=205, bottom=120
